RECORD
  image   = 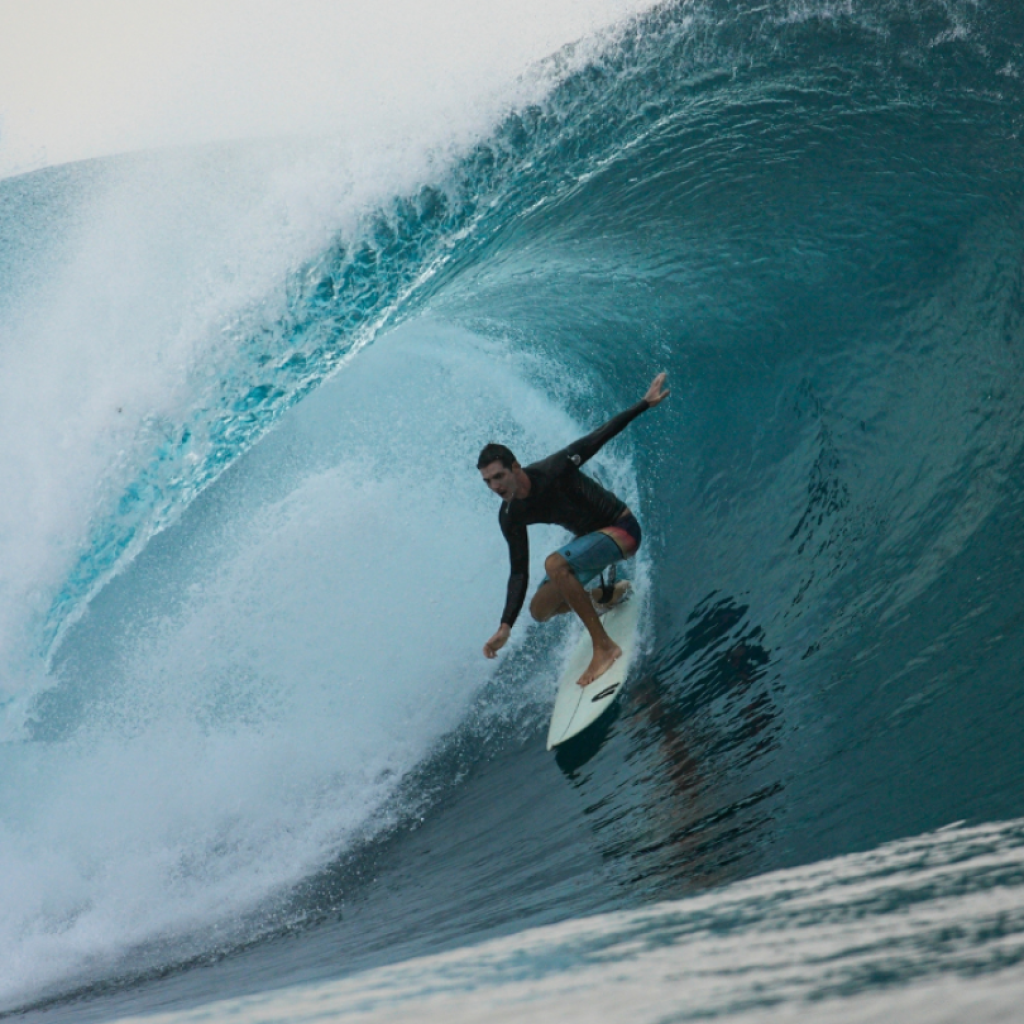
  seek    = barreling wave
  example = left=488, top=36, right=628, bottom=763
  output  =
left=49, top=0, right=1024, bottom=656
left=4, top=0, right=1024, bottom=1016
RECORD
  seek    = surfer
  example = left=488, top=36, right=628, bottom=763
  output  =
left=479, top=373, right=670, bottom=687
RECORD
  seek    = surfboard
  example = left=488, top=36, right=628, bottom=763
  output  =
left=546, top=590, right=641, bottom=750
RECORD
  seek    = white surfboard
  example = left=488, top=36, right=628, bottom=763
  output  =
left=546, top=591, right=641, bottom=750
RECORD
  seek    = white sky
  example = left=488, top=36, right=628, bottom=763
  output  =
left=0, top=0, right=655, bottom=179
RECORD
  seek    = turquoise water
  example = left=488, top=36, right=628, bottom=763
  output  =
left=2, top=1, right=1024, bottom=1020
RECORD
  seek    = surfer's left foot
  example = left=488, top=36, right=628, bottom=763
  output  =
left=591, top=580, right=632, bottom=614
left=577, top=641, right=622, bottom=688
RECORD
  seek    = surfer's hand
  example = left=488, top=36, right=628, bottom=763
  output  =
left=483, top=624, right=511, bottom=658
left=644, top=372, right=670, bottom=407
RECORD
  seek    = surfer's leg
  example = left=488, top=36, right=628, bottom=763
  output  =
left=533, top=579, right=631, bottom=619
left=530, top=528, right=628, bottom=623
left=531, top=577, right=624, bottom=623
left=543, top=551, right=622, bottom=687
left=529, top=580, right=571, bottom=622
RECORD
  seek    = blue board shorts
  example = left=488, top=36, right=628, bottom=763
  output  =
left=539, top=512, right=642, bottom=588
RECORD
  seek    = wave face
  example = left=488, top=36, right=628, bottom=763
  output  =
left=3, top=0, right=1024, bottom=1017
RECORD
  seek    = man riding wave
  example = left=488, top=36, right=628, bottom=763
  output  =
left=479, top=373, right=670, bottom=687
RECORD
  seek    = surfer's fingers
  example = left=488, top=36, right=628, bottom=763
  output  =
left=645, top=372, right=669, bottom=402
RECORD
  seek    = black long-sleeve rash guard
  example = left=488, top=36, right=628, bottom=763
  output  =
left=498, top=399, right=650, bottom=627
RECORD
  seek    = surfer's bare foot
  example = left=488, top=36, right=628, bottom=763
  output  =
left=577, top=640, right=622, bottom=688
left=590, top=580, right=632, bottom=613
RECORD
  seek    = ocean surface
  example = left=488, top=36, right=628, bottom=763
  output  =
left=2, top=1, right=1024, bottom=1021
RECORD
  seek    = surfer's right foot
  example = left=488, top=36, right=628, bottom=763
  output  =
left=577, top=640, right=623, bottom=688
left=591, top=580, right=632, bottom=614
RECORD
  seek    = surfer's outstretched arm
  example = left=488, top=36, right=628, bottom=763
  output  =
left=565, top=373, right=670, bottom=466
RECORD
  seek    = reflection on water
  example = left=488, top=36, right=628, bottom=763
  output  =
left=559, top=593, right=783, bottom=899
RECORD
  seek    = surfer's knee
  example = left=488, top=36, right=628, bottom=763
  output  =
left=544, top=552, right=571, bottom=579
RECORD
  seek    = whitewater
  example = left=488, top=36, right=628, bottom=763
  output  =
left=2, top=1, right=1024, bottom=1021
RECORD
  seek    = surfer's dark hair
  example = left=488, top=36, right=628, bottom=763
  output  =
left=477, top=443, right=517, bottom=470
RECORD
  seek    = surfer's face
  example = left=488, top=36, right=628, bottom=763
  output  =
left=480, top=460, right=520, bottom=501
